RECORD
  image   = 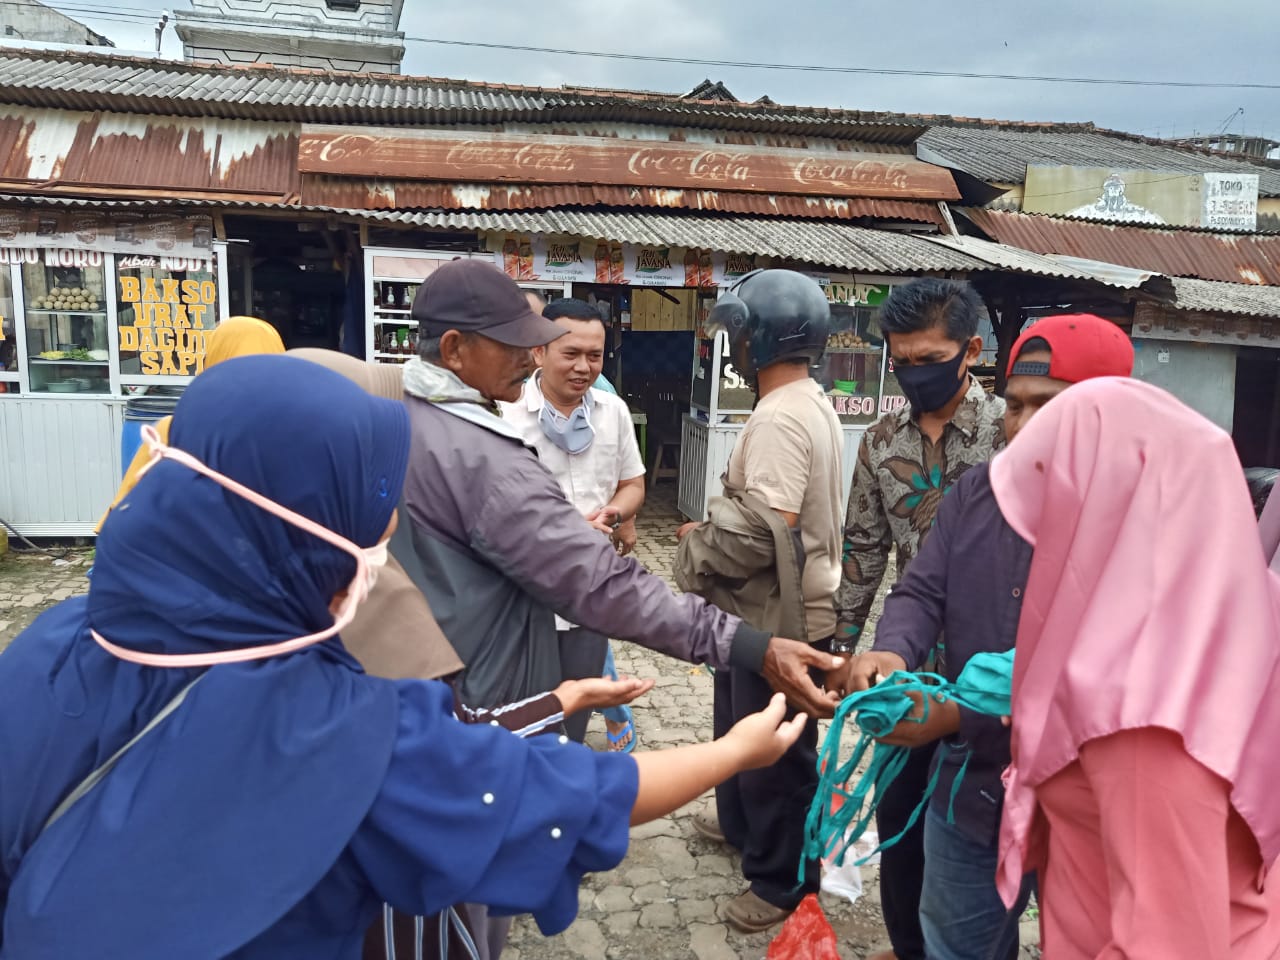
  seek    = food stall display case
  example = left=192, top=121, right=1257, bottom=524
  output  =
left=0, top=236, right=228, bottom=536
left=677, top=279, right=904, bottom=521
left=362, top=248, right=568, bottom=365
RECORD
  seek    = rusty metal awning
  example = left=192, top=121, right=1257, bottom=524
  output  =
left=297, top=126, right=961, bottom=202
left=0, top=106, right=299, bottom=203
left=960, top=207, right=1280, bottom=285
left=296, top=178, right=947, bottom=224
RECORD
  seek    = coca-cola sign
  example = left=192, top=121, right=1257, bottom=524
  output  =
left=299, top=125, right=959, bottom=201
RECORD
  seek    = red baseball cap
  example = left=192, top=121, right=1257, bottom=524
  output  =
left=1007, top=313, right=1134, bottom=383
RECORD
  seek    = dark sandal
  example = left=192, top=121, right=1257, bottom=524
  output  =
left=722, top=889, right=793, bottom=933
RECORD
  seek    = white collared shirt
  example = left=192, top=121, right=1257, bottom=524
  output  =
left=501, top=375, right=645, bottom=519
left=501, top=376, right=646, bottom=631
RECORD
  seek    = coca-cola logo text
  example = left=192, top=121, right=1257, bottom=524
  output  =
left=627, top=148, right=752, bottom=184
left=792, top=157, right=912, bottom=190
left=444, top=140, right=577, bottom=174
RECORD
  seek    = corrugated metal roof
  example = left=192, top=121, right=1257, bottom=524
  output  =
left=0, top=192, right=1184, bottom=290
left=0, top=106, right=298, bottom=201
left=0, top=48, right=926, bottom=142
left=919, top=126, right=1280, bottom=197
left=297, top=177, right=946, bottom=223
left=961, top=208, right=1280, bottom=285
left=919, top=233, right=1161, bottom=288
left=1168, top=277, right=1280, bottom=319
left=383, top=210, right=985, bottom=273
left=0, top=191, right=974, bottom=273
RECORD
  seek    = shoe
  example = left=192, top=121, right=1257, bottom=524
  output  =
left=721, top=889, right=793, bottom=933
left=606, top=718, right=637, bottom=754
left=691, top=810, right=726, bottom=844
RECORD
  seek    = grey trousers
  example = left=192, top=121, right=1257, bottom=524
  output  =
left=557, top=627, right=609, bottom=742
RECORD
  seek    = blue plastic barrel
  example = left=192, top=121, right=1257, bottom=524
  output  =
left=121, top=389, right=185, bottom=476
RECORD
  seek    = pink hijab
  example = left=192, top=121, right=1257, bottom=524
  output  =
left=989, top=377, right=1280, bottom=906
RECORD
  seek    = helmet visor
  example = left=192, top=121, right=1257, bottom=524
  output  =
left=704, top=292, right=750, bottom=342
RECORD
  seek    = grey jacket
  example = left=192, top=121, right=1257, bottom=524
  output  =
left=391, top=394, right=770, bottom=708
left=674, top=480, right=809, bottom=642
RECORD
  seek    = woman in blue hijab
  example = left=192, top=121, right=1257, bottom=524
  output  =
left=0, top=355, right=805, bottom=959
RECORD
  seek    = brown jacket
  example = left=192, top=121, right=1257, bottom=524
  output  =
left=674, top=479, right=808, bottom=642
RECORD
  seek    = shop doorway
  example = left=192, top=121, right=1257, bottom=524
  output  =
left=1233, top=347, right=1280, bottom=468
left=224, top=217, right=356, bottom=351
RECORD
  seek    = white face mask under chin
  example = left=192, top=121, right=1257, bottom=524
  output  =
left=364, top=540, right=389, bottom=592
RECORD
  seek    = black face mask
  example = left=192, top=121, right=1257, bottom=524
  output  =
left=893, top=347, right=968, bottom=414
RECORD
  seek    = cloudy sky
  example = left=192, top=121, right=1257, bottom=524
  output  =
left=58, top=0, right=1280, bottom=143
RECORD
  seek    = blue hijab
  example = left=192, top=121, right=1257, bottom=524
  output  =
left=0, top=355, right=410, bottom=957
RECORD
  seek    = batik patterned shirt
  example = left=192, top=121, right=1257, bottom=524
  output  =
left=835, top=376, right=1006, bottom=646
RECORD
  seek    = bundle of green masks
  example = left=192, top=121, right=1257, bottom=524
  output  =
left=801, top=649, right=1014, bottom=877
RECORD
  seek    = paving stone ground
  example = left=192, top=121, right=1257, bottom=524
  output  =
left=0, top=490, right=1039, bottom=958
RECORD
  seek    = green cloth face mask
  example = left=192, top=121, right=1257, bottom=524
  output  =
left=801, top=649, right=1014, bottom=880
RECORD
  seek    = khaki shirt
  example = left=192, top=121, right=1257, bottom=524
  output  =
left=724, top=378, right=843, bottom=642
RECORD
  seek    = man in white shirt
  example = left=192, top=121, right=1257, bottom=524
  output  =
left=502, top=297, right=646, bottom=745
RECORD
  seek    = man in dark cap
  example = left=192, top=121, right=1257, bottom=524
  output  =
left=390, top=259, right=840, bottom=730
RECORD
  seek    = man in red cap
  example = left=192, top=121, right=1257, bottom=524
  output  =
left=831, top=313, right=1134, bottom=960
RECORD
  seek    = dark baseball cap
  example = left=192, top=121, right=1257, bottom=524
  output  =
left=1008, top=313, right=1134, bottom=383
left=411, top=259, right=566, bottom=348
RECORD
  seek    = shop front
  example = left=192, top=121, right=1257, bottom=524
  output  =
left=0, top=210, right=227, bottom=535
left=680, top=277, right=907, bottom=520
left=361, top=246, right=567, bottom=365
left=1132, top=296, right=1280, bottom=466
left=475, top=229, right=913, bottom=518
left=484, top=232, right=743, bottom=476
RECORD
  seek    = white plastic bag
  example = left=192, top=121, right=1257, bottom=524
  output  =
left=819, top=829, right=880, bottom=905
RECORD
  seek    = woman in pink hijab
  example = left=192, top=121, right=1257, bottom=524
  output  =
left=989, top=377, right=1280, bottom=959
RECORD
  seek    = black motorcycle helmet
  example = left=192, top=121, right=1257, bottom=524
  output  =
left=706, top=269, right=832, bottom=388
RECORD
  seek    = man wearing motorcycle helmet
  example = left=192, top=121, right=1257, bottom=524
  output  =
left=676, top=269, right=844, bottom=932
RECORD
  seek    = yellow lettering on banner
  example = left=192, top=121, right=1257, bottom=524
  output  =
left=119, top=276, right=141, bottom=303
left=132, top=302, right=153, bottom=328
left=141, top=352, right=161, bottom=375
left=155, top=329, right=175, bottom=352
left=181, top=280, right=200, bottom=304
left=142, top=278, right=163, bottom=303
left=120, top=326, right=139, bottom=351
left=188, top=305, right=210, bottom=328
left=177, top=351, right=198, bottom=374
left=171, top=304, right=191, bottom=329
left=152, top=303, right=172, bottom=326
left=161, top=279, right=181, bottom=302
left=200, top=281, right=216, bottom=305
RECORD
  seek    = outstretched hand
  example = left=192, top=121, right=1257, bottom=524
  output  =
left=762, top=638, right=843, bottom=719
left=725, top=692, right=809, bottom=770
left=556, top=676, right=654, bottom=716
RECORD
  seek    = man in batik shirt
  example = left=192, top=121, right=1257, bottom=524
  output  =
left=833, top=278, right=1005, bottom=960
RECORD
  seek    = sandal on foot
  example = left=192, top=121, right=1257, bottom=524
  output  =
left=691, top=810, right=726, bottom=844
left=721, top=889, right=793, bottom=933
left=606, top=719, right=637, bottom=753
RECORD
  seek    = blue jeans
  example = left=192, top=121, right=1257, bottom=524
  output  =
left=598, top=644, right=632, bottom=725
left=919, top=808, right=1031, bottom=960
